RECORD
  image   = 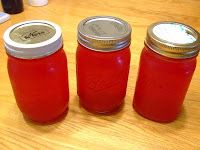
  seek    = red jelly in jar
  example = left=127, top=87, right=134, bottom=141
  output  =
left=3, top=20, right=69, bottom=123
left=76, top=16, right=132, bottom=114
left=133, top=22, right=200, bottom=122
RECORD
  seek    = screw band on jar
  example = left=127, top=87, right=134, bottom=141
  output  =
left=3, top=20, right=63, bottom=59
left=77, top=16, right=132, bottom=52
left=145, top=21, right=200, bottom=59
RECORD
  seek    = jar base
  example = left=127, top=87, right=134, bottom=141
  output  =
left=133, top=103, right=178, bottom=123
left=4, top=11, right=24, bottom=14
left=23, top=107, right=68, bottom=125
left=80, top=98, right=124, bottom=115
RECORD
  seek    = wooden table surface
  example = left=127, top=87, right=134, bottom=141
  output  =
left=0, top=0, right=200, bottom=149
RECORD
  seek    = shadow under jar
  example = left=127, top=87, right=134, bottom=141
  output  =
left=3, top=20, right=69, bottom=123
left=76, top=16, right=132, bottom=114
left=133, top=21, right=200, bottom=123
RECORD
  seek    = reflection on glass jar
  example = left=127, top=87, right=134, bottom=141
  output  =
left=76, top=16, right=132, bottom=114
left=3, top=20, right=69, bottom=123
left=133, top=21, right=200, bottom=122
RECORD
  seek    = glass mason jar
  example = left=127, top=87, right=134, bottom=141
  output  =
left=133, top=21, right=200, bottom=122
left=76, top=16, right=132, bottom=114
left=1, top=0, right=24, bottom=14
left=3, top=20, right=69, bottom=123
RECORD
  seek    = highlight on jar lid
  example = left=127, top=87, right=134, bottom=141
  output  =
left=3, top=20, right=63, bottom=59
left=145, top=21, right=200, bottom=59
left=77, top=16, right=132, bottom=52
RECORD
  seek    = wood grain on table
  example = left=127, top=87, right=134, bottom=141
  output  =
left=0, top=0, right=200, bottom=149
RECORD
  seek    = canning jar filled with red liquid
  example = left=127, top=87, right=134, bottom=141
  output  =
left=133, top=22, right=200, bottom=122
left=3, top=20, right=69, bottom=123
left=76, top=16, right=132, bottom=114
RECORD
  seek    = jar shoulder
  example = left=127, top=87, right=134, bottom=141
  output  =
left=140, top=46, right=197, bottom=73
left=7, top=49, right=68, bottom=71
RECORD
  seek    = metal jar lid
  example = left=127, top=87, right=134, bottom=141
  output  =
left=145, top=21, right=200, bottom=59
left=77, top=16, right=132, bottom=52
left=3, top=20, right=63, bottom=59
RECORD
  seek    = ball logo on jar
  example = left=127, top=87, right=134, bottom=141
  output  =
left=86, top=70, right=127, bottom=92
left=77, top=16, right=131, bottom=113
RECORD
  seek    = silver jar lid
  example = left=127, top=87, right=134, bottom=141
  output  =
left=3, top=20, right=63, bottom=59
left=77, top=16, right=132, bottom=52
left=145, top=21, right=200, bottom=59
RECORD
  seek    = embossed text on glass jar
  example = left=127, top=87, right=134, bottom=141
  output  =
left=76, top=16, right=132, bottom=114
